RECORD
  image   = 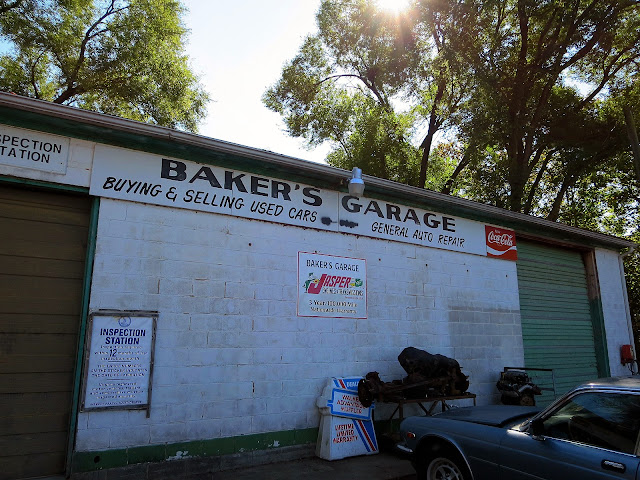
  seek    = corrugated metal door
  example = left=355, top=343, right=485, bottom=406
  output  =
left=516, top=240, right=599, bottom=406
left=0, top=184, right=90, bottom=480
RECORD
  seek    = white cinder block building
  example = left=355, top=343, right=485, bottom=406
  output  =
left=0, top=93, right=635, bottom=479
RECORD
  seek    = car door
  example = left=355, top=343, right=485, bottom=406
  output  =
left=499, top=389, right=640, bottom=480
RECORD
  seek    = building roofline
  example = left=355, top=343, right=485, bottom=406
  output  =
left=0, top=92, right=634, bottom=251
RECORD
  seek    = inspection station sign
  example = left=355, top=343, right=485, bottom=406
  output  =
left=298, top=252, right=366, bottom=318
left=0, top=124, right=69, bottom=174
left=82, top=311, right=157, bottom=412
left=89, top=144, right=516, bottom=259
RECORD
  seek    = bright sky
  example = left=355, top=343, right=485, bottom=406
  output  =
left=184, top=1, right=331, bottom=164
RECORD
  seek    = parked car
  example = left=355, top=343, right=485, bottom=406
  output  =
left=399, top=377, right=640, bottom=479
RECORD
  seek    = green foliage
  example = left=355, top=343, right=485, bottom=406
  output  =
left=454, top=145, right=512, bottom=209
left=422, top=141, right=461, bottom=192
left=455, top=0, right=640, bottom=211
left=263, top=0, right=423, bottom=180
left=0, top=0, right=209, bottom=131
left=325, top=101, right=421, bottom=184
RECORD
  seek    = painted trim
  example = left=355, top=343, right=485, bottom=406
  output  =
left=71, top=427, right=318, bottom=473
left=0, top=174, right=89, bottom=194
left=583, top=251, right=611, bottom=377
left=589, top=297, right=611, bottom=377
left=66, top=196, right=100, bottom=477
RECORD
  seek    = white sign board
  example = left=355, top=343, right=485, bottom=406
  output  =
left=298, top=252, right=366, bottom=318
left=328, top=389, right=372, bottom=420
left=316, top=377, right=378, bottom=460
left=0, top=124, right=69, bottom=174
left=89, top=145, right=518, bottom=259
left=90, top=144, right=338, bottom=230
left=316, top=415, right=378, bottom=460
left=82, top=311, right=156, bottom=411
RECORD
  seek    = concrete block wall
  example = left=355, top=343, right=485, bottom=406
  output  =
left=76, top=198, right=524, bottom=451
left=595, top=249, right=635, bottom=377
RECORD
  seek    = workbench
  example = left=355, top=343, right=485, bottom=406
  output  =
left=375, top=393, right=477, bottom=433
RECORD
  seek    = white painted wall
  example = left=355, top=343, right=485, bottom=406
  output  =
left=75, top=198, right=524, bottom=451
left=596, top=249, right=635, bottom=377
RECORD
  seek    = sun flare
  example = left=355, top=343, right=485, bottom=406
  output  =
left=376, top=0, right=411, bottom=15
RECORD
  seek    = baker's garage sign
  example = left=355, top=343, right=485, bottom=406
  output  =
left=89, top=144, right=516, bottom=260
left=298, top=252, right=366, bottom=318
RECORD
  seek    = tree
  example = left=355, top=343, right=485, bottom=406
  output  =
left=453, top=0, right=640, bottom=211
left=617, top=79, right=640, bottom=184
left=0, top=0, right=208, bottom=131
left=263, top=0, right=438, bottom=185
left=266, top=0, right=640, bottom=212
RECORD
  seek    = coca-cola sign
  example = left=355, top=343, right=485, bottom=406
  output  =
left=485, top=226, right=517, bottom=261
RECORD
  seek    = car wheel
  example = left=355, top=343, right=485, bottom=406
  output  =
left=417, top=446, right=470, bottom=480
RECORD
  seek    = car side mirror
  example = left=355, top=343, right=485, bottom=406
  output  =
left=530, top=418, right=545, bottom=439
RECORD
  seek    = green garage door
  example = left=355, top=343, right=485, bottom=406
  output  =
left=516, top=240, right=600, bottom=406
left=0, top=184, right=90, bottom=480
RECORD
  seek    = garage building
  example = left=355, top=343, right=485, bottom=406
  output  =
left=0, top=93, right=635, bottom=479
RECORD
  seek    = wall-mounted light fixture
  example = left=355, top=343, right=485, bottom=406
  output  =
left=348, top=167, right=365, bottom=197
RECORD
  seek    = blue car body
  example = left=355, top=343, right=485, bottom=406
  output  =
left=399, top=377, right=640, bottom=479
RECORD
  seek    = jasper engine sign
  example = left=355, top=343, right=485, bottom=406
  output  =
left=298, top=252, right=367, bottom=318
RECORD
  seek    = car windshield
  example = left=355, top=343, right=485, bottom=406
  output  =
left=540, top=391, right=640, bottom=454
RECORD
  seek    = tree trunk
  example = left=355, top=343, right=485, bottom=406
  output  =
left=417, top=78, right=446, bottom=188
left=507, top=151, right=528, bottom=213
left=623, top=105, right=640, bottom=184
left=441, top=147, right=472, bottom=194
left=547, top=176, right=576, bottom=222
left=523, top=153, right=550, bottom=214
left=418, top=131, right=435, bottom=188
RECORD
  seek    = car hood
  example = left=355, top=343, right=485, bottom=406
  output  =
left=430, top=405, right=541, bottom=427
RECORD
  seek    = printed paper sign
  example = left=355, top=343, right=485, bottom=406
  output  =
left=485, top=226, right=517, bottom=260
left=298, top=252, right=366, bottom=318
left=82, top=312, right=156, bottom=410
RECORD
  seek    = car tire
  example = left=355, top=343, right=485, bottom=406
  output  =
left=417, top=445, right=471, bottom=480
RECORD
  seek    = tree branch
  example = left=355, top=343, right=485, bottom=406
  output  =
left=28, top=50, right=47, bottom=99
left=523, top=149, right=552, bottom=214
left=624, top=105, right=640, bottom=184
left=441, top=145, right=473, bottom=195
left=0, top=0, right=21, bottom=15
left=57, top=0, right=129, bottom=104
left=577, top=43, right=640, bottom=108
left=547, top=174, right=576, bottom=221
left=316, top=73, right=388, bottom=107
